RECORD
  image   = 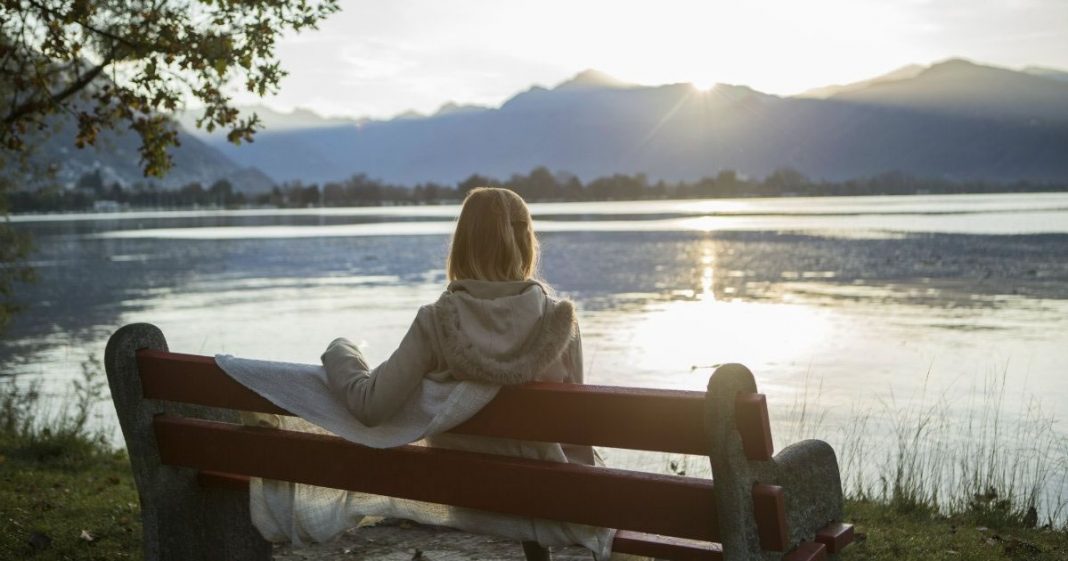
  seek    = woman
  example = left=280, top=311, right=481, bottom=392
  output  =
left=228, top=187, right=611, bottom=559
left=320, top=187, right=598, bottom=559
left=322, top=187, right=585, bottom=439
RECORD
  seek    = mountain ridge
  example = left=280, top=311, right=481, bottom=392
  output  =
left=44, top=59, right=1068, bottom=195
left=186, top=58, right=1068, bottom=186
left=191, top=60, right=1068, bottom=130
left=797, top=64, right=926, bottom=99
left=29, top=116, right=276, bottom=194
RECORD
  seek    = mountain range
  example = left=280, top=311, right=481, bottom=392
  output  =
left=181, top=59, right=1068, bottom=188
left=39, top=58, right=1068, bottom=193
left=36, top=119, right=276, bottom=194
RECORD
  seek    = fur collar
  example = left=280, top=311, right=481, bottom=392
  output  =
left=433, top=290, right=576, bottom=385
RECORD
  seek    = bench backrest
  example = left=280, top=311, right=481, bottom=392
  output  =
left=144, top=349, right=721, bottom=541
left=105, top=323, right=849, bottom=561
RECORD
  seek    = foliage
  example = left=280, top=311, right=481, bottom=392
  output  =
left=0, top=0, right=338, bottom=331
left=1, top=0, right=339, bottom=178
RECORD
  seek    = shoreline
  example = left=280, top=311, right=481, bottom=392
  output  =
left=3, top=448, right=1066, bottom=560
left=1, top=362, right=1066, bottom=559
left=10, top=191, right=1068, bottom=222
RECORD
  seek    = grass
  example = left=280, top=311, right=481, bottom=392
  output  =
left=0, top=356, right=141, bottom=560
left=1, top=357, right=1066, bottom=560
left=841, top=498, right=1068, bottom=561
left=0, top=442, right=141, bottom=560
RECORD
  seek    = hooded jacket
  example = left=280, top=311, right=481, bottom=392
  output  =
left=323, top=279, right=583, bottom=429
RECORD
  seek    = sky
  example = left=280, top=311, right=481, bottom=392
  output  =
left=233, top=0, right=1068, bottom=120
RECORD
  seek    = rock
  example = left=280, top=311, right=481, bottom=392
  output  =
left=28, top=531, right=52, bottom=552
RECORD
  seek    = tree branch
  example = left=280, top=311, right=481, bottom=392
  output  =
left=23, top=0, right=144, bottom=52
left=2, top=57, right=111, bottom=125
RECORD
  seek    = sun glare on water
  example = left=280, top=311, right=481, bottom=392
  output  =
left=617, top=242, right=833, bottom=391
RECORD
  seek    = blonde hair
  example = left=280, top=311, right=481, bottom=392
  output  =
left=447, top=187, right=539, bottom=282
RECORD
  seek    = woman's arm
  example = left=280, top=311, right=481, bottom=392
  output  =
left=560, top=321, right=597, bottom=465
left=564, top=322, right=584, bottom=384
left=322, top=308, right=434, bottom=427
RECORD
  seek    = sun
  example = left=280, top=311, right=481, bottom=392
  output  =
left=690, top=77, right=718, bottom=91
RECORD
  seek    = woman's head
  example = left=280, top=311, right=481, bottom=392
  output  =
left=447, top=187, right=539, bottom=282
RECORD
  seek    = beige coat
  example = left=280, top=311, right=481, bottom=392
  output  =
left=230, top=279, right=608, bottom=555
left=322, top=278, right=584, bottom=428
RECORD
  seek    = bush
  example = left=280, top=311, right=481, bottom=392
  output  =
left=0, top=354, right=112, bottom=467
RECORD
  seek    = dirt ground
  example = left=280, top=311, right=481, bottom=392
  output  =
left=271, top=518, right=596, bottom=561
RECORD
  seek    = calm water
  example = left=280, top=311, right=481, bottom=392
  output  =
left=5, top=192, right=1068, bottom=514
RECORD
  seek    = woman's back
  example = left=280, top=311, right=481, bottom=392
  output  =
left=323, top=278, right=582, bottom=427
left=324, top=188, right=583, bottom=429
left=430, top=279, right=581, bottom=386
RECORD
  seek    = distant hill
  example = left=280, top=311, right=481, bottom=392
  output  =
left=554, top=68, right=637, bottom=90
left=797, top=64, right=925, bottom=99
left=177, top=104, right=364, bottom=132
left=829, top=58, right=1068, bottom=125
left=25, top=115, right=276, bottom=194
left=1024, top=66, right=1068, bottom=83
left=187, top=59, right=1068, bottom=185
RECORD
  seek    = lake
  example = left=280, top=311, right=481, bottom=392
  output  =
left=5, top=192, right=1068, bottom=518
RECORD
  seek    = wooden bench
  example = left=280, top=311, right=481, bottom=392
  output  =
left=105, top=323, right=854, bottom=561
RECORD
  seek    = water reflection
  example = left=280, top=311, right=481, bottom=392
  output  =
left=14, top=192, right=1068, bottom=238
left=4, top=201, right=1068, bottom=520
left=6, top=227, right=1067, bottom=381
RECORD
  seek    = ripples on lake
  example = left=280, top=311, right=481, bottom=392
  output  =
left=5, top=193, right=1068, bottom=517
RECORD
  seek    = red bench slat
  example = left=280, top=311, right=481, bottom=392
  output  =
left=735, top=393, right=773, bottom=461
left=197, top=472, right=722, bottom=561
left=197, top=470, right=250, bottom=490
left=155, top=415, right=720, bottom=542
left=455, top=384, right=708, bottom=454
left=613, top=531, right=723, bottom=561
left=137, top=349, right=710, bottom=454
left=139, top=351, right=290, bottom=414
left=815, top=522, right=854, bottom=553
left=752, top=484, right=788, bottom=551
left=198, top=474, right=726, bottom=555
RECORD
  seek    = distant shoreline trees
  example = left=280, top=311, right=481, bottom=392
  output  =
left=10, top=166, right=1068, bottom=213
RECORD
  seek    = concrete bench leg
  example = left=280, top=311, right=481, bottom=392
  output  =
left=706, top=363, right=845, bottom=561
left=105, top=323, right=271, bottom=561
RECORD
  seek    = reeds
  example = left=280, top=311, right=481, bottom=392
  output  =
left=778, top=364, right=1068, bottom=529
left=0, top=354, right=111, bottom=463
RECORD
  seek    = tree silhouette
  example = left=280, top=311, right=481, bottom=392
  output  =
left=1, top=0, right=338, bottom=177
left=0, top=0, right=339, bottom=331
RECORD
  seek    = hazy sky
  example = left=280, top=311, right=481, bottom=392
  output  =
left=235, top=0, right=1068, bottom=120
